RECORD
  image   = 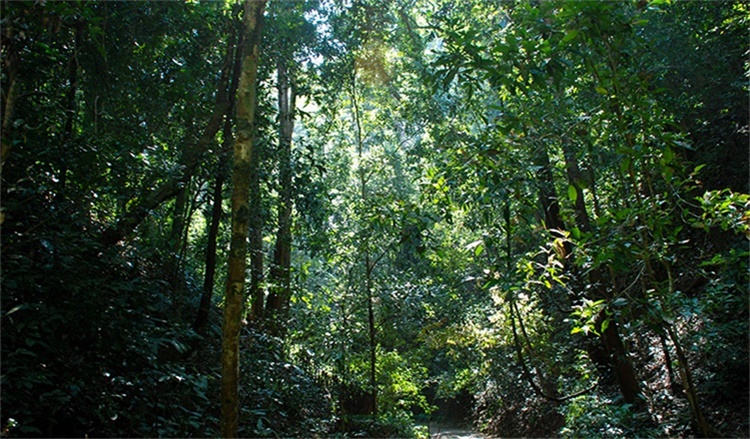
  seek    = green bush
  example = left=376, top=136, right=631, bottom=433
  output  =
left=560, top=394, right=661, bottom=439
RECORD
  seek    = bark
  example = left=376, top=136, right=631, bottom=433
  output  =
left=193, top=164, right=225, bottom=332
left=248, top=153, right=264, bottom=320
left=265, top=61, right=296, bottom=331
left=169, top=184, right=190, bottom=311
left=598, top=308, right=643, bottom=405
left=662, top=264, right=720, bottom=437
left=665, top=324, right=720, bottom=438
left=510, top=298, right=597, bottom=402
left=221, top=1, right=266, bottom=437
left=100, top=29, right=236, bottom=246
left=659, top=332, right=679, bottom=393
left=533, top=142, right=566, bottom=234
left=561, top=136, right=590, bottom=231
left=532, top=141, right=574, bottom=262
left=584, top=141, right=602, bottom=218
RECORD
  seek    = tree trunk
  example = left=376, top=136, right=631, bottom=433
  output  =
left=248, top=139, right=265, bottom=321
left=2, top=17, right=20, bottom=169
left=221, top=1, right=266, bottom=437
left=351, top=73, right=377, bottom=416
left=598, top=309, right=643, bottom=404
left=194, top=20, right=241, bottom=331
left=193, top=164, right=225, bottom=332
left=665, top=324, right=719, bottom=438
left=561, top=136, right=590, bottom=231
left=533, top=142, right=566, bottom=234
left=662, top=264, right=720, bottom=437
left=169, top=183, right=190, bottom=314
left=533, top=133, right=643, bottom=406
left=366, top=257, right=377, bottom=416
left=266, top=61, right=296, bottom=332
left=58, top=21, right=82, bottom=192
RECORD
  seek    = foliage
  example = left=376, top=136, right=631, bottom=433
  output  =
left=238, top=329, right=333, bottom=438
left=561, top=394, right=661, bottom=439
left=1, top=0, right=747, bottom=437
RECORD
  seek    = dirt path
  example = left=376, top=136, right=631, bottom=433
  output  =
left=428, top=424, right=486, bottom=439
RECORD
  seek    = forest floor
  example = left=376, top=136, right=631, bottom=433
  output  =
left=428, top=423, right=486, bottom=439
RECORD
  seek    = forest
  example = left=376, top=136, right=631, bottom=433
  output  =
left=1, top=0, right=748, bottom=438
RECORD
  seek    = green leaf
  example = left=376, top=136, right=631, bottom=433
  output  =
left=664, top=166, right=674, bottom=181
left=567, top=184, right=578, bottom=203
left=620, top=156, right=632, bottom=175
left=170, top=340, right=188, bottom=353
left=663, top=146, right=675, bottom=164
left=4, top=304, right=26, bottom=318
left=571, top=226, right=581, bottom=240
left=595, top=86, right=608, bottom=95
left=466, top=239, right=484, bottom=257
left=612, top=297, right=628, bottom=307
left=600, top=319, right=610, bottom=333
left=560, top=29, right=580, bottom=45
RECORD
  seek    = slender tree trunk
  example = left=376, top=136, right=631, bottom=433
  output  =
left=366, top=257, right=377, bottom=416
left=266, top=61, right=296, bottom=332
left=661, top=264, right=719, bottom=437
left=192, top=7, right=243, bottom=333
left=1, top=70, right=17, bottom=169
left=659, top=331, right=679, bottom=393
left=170, top=183, right=190, bottom=314
left=561, top=136, right=590, bottom=231
left=664, top=324, right=718, bottom=438
left=351, top=73, right=377, bottom=416
left=532, top=140, right=575, bottom=264
left=221, top=1, right=266, bottom=437
left=58, top=21, right=82, bottom=192
left=238, top=4, right=261, bottom=323
left=194, top=164, right=225, bottom=332
left=533, top=142, right=566, bottom=233
left=194, top=21, right=241, bottom=332
left=248, top=152, right=264, bottom=320
left=178, top=181, right=203, bottom=290
left=2, top=18, right=20, bottom=170
left=598, top=308, right=642, bottom=404
left=583, top=141, right=602, bottom=218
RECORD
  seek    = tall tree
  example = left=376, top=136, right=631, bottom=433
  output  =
left=265, top=60, right=296, bottom=332
left=221, top=0, right=266, bottom=437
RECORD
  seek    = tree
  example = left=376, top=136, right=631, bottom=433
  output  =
left=265, top=52, right=297, bottom=334
left=194, top=5, right=245, bottom=333
left=221, top=1, right=267, bottom=437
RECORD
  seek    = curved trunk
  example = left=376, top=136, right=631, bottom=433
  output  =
left=100, top=27, right=236, bottom=246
